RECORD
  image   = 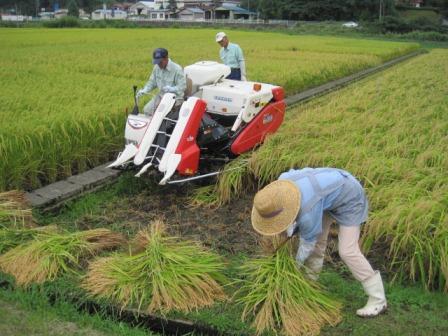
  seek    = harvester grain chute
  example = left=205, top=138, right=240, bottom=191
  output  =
left=108, top=61, right=286, bottom=184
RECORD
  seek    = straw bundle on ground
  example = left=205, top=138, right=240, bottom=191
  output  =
left=0, top=225, right=58, bottom=254
left=83, top=220, right=227, bottom=314
left=235, top=240, right=341, bottom=336
left=0, top=191, right=33, bottom=227
left=0, top=228, right=125, bottom=286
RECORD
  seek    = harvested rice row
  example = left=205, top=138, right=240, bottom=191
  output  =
left=0, top=190, right=33, bottom=227
left=0, top=228, right=125, bottom=286
left=0, top=225, right=58, bottom=254
left=83, top=220, right=227, bottom=314
left=235, top=240, right=341, bottom=336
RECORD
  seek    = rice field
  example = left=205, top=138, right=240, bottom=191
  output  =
left=0, top=28, right=419, bottom=190
left=211, top=49, right=448, bottom=292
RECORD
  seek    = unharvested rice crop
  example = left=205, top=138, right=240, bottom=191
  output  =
left=0, top=28, right=418, bottom=190
left=0, top=190, right=33, bottom=227
left=0, top=228, right=125, bottom=286
left=211, top=49, right=448, bottom=291
left=235, top=238, right=341, bottom=336
left=83, top=220, right=227, bottom=314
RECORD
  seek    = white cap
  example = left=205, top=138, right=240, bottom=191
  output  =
left=215, top=32, right=226, bottom=42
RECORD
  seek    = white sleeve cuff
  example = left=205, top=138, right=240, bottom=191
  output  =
left=296, top=237, right=316, bottom=264
left=286, top=221, right=297, bottom=237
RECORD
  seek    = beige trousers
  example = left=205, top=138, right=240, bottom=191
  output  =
left=143, top=94, right=183, bottom=116
left=307, top=212, right=375, bottom=282
left=143, top=94, right=162, bottom=116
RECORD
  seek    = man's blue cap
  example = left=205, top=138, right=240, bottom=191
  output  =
left=153, top=48, right=168, bottom=65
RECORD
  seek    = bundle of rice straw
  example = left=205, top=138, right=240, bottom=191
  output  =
left=83, top=220, right=227, bottom=314
left=0, top=191, right=33, bottom=227
left=0, top=225, right=58, bottom=254
left=235, top=238, right=341, bottom=336
left=0, top=228, right=125, bottom=286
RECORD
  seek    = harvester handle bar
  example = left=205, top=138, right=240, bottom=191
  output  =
left=132, top=85, right=139, bottom=115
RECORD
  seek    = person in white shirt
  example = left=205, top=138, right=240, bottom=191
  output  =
left=215, top=32, right=247, bottom=81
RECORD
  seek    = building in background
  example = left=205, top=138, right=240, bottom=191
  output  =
left=91, top=8, right=127, bottom=20
left=178, top=7, right=205, bottom=20
left=129, top=1, right=157, bottom=15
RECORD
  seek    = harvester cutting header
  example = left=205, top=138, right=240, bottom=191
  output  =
left=109, top=58, right=286, bottom=184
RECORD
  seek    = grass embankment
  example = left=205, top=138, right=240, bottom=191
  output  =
left=207, top=49, right=448, bottom=292
left=0, top=285, right=155, bottom=336
left=0, top=28, right=418, bottom=190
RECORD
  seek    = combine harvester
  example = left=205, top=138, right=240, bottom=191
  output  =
left=109, top=61, right=286, bottom=184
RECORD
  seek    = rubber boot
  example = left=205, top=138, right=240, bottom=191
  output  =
left=356, top=271, right=387, bottom=317
left=304, top=256, right=324, bottom=281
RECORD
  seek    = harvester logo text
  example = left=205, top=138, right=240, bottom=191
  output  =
left=214, top=96, right=232, bottom=103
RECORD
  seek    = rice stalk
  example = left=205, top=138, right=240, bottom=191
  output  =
left=187, top=185, right=219, bottom=208
left=0, top=225, right=58, bottom=254
left=0, top=228, right=125, bottom=286
left=83, top=220, right=227, bottom=314
left=234, top=240, right=341, bottom=336
left=0, top=190, right=33, bottom=227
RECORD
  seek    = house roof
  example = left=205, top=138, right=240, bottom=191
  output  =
left=137, top=1, right=155, bottom=7
left=93, top=9, right=127, bottom=14
left=215, top=5, right=254, bottom=15
left=180, top=7, right=205, bottom=14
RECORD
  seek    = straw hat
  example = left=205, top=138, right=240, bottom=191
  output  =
left=251, top=180, right=301, bottom=236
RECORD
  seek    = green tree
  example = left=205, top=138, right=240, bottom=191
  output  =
left=257, top=0, right=279, bottom=20
left=67, top=0, right=79, bottom=17
left=168, top=0, right=176, bottom=13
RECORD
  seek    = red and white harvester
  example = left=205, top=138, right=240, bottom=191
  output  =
left=109, top=61, right=286, bottom=184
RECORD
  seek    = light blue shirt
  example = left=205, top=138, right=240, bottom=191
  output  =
left=142, top=59, right=186, bottom=99
left=279, top=168, right=368, bottom=242
left=219, top=42, right=245, bottom=69
left=279, top=168, right=368, bottom=264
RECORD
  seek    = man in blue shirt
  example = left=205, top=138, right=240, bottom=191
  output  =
left=215, top=32, right=247, bottom=81
left=251, top=167, right=387, bottom=318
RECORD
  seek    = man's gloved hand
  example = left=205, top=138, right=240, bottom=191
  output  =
left=136, top=89, right=145, bottom=99
left=296, top=237, right=316, bottom=266
left=162, top=85, right=177, bottom=94
left=241, top=75, right=247, bottom=81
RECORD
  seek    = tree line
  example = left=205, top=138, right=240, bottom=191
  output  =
left=241, top=0, right=447, bottom=21
left=3, top=0, right=448, bottom=19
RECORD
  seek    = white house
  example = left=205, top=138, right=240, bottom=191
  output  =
left=1, top=14, right=32, bottom=21
left=129, top=1, right=156, bottom=15
left=54, top=9, right=68, bottom=19
left=91, top=9, right=127, bottom=20
left=178, top=7, right=205, bottom=21
left=148, top=9, right=170, bottom=20
left=38, top=11, right=54, bottom=20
